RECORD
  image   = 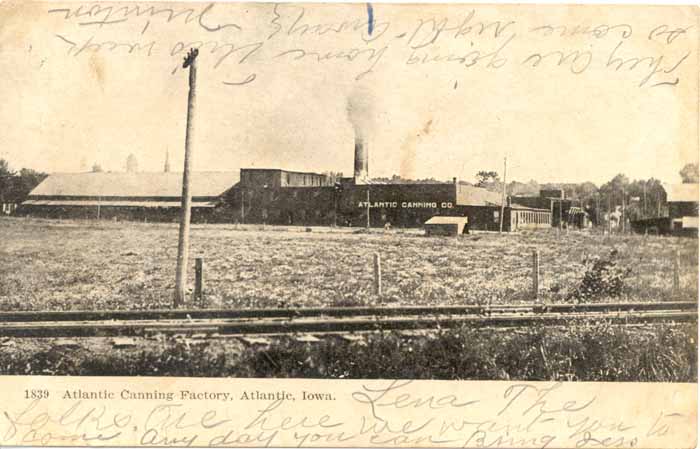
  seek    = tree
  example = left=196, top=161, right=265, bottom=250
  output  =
left=0, top=160, right=47, bottom=205
left=126, top=154, right=138, bottom=173
left=91, top=163, right=103, bottom=173
left=475, top=170, right=499, bottom=187
left=679, top=163, right=699, bottom=183
left=0, top=159, right=12, bottom=177
left=17, top=168, right=48, bottom=198
left=0, top=159, right=14, bottom=203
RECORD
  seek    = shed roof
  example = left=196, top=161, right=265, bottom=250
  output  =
left=509, top=202, right=550, bottom=211
left=665, top=183, right=698, bottom=203
left=28, top=171, right=240, bottom=199
left=425, top=216, right=469, bottom=225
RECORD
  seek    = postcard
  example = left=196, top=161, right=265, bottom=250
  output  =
left=0, top=1, right=697, bottom=447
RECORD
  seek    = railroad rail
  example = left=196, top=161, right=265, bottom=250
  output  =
left=0, top=302, right=695, bottom=338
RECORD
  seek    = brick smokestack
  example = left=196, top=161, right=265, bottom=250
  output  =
left=354, top=136, right=368, bottom=183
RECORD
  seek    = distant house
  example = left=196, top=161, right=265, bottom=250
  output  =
left=19, top=171, right=240, bottom=222
left=510, top=189, right=572, bottom=229
left=666, top=183, right=698, bottom=236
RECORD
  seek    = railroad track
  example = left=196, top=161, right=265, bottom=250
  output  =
left=0, top=302, right=695, bottom=338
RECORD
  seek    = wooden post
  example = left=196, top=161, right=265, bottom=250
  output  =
left=532, top=250, right=540, bottom=300
left=373, top=252, right=382, bottom=296
left=174, top=48, right=198, bottom=308
left=194, top=257, right=204, bottom=301
left=673, top=249, right=680, bottom=293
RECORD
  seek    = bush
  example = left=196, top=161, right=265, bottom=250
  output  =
left=572, top=250, right=632, bottom=300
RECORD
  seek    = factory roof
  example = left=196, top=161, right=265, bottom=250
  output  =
left=455, top=184, right=503, bottom=207
left=22, top=199, right=217, bottom=208
left=665, top=183, right=698, bottom=203
left=27, top=171, right=240, bottom=199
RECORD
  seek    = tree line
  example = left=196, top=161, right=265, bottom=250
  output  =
left=0, top=159, right=48, bottom=205
left=475, top=163, right=699, bottom=223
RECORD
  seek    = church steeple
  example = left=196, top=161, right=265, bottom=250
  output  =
left=164, top=149, right=170, bottom=173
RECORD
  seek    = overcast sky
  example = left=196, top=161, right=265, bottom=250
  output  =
left=0, top=2, right=697, bottom=185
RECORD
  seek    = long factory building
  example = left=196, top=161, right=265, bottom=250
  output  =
left=19, top=137, right=556, bottom=231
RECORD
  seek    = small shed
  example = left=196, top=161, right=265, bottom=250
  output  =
left=424, top=216, right=469, bottom=236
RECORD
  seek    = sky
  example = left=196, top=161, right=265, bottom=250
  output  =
left=0, top=2, right=697, bottom=186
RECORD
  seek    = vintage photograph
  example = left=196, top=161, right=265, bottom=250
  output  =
left=0, top=1, right=697, bottom=382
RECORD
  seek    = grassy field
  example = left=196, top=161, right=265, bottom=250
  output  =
left=0, top=217, right=697, bottom=311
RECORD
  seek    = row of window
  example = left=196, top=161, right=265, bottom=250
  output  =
left=518, top=211, right=550, bottom=225
left=285, top=173, right=327, bottom=187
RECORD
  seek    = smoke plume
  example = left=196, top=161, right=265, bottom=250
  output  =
left=346, top=87, right=375, bottom=141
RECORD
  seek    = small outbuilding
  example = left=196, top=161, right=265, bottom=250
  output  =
left=424, top=216, right=469, bottom=237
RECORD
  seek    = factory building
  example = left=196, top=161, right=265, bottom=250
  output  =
left=510, top=189, right=584, bottom=229
left=20, top=134, right=552, bottom=231
left=666, top=183, right=698, bottom=236
left=18, top=171, right=239, bottom=222
left=218, top=134, right=551, bottom=230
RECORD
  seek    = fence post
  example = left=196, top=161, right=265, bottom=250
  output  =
left=673, top=250, right=680, bottom=294
left=373, top=253, right=382, bottom=296
left=532, top=250, right=540, bottom=300
left=194, top=257, right=204, bottom=301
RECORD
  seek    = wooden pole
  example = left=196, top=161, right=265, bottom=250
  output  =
left=558, top=199, right=562, bottom=232
left=194, top=257, right=204, bottom=301
left=373, top=252, right=382, bottom=296
left=499, top=156, right=507, bottom=233
left=657, top=193, right=661, bottom=217
left=532, top=249, right=540, bottom=300
left=366, top=188, right=370, bottom=229
left=174, top=48, right=198, bottom=308
left=240, top=189, right=245, bottom=223
left=621, top=186, right=626, bottom=234
left=673, top=249, right=680, bottom=293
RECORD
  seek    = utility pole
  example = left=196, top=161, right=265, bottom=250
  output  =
left=558, top=199, right=562, bottom=232
left=174, top=48, right=199, bottom=308
left=366, top=188, right=371, bottom=229
left=621, top=186, right=625, bottom=234
left=499, top=156, right=507, bottom=233
left=240, top=189, right=245, bottom=223
left=596, top=194, right=600, bottom=227
left=608, top=194, right=612, bottom=233
left=643, top=182, right=647, bottom=218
